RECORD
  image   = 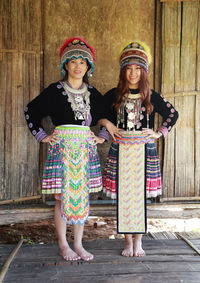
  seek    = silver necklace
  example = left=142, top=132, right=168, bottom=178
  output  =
left=62, top=82, right=91, bottom=120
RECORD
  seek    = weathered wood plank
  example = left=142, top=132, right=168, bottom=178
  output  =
left=197, top=6, right=200, bottom=91
left=9, top=239, right=193, bottom=253
left=11, top=53, right=23, bottom=199
left=4, top=52, right=13, bottom=200
left=4, top=273, right=200, bottom=283
left=154, top=0, right=162, bottom=91
left=1, top=239, right=200, bottom=283
left=177, top=2, right=199, bottom=92
left=195, top=94, right=200, bottom=196
left=154, top=0, right=163, bottom=170
left=163, top=91, right=200, bottom=98
left=0, top=239, right=24, bottom=283
left=161, top=3, right=178, bottom=198
left=175, top=96, right=195, bottom=197
left=0, top=2, right=2, bottom=51
left=191, top=240, right=200, bottom=252
left=1, top=0, right=42, bottom=52
left=2, top=204, right=200, bottom=225
left=5, top=262, right=200, bottom=278
left=174, top=2, right=181, bottom=93
left=0, top=59, right=5, bottom=199
left=161, top=2, right=177, bottom=94
left=25, top=53, right=41, bottom=197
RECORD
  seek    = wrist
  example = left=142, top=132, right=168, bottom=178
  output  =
left=98, top=118, right=107, bottom=127
left=41, top=137, right=48, bottom=143
left=103, top=119, right=111, bottom=127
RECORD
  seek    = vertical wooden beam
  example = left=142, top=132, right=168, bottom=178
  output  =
left=195, top=6, right=200, bottom=197
left=195, top=94, right=200, bottom=197
left=154, top=0, right=164, bottom=170
left=161, top=2, right=177, bottom=198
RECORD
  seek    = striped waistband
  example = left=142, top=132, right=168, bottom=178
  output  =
left=56, top=124, right=90, bottom=131
left=115, top=131, right=153, bottom=145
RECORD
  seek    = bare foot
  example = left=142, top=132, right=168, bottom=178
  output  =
left=133, top=241, right=146, bottom=257
left=74, top=246, right=94, bottom=261
left=59, top=246, right=80, bottom=261
left=121, top=244, right=133, bottom=257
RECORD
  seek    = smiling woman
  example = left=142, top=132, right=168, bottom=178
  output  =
left=125, top=64, right=141, bottom=89
left=24, top=37, right=109, bottom=262
left=99, top=40, right=179, bottom=259
left=65, top=58, right=88, bottom=82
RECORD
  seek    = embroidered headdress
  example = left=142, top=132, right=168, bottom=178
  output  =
left=119, top=41, right=151, bottom=73
left=59, top=37, right=95, bottom=77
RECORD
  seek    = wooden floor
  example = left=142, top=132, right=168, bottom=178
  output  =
left=1, top=236, right=200, bottom=283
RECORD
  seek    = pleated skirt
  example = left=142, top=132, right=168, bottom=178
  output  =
left=103, top=134, right=162, bottom=199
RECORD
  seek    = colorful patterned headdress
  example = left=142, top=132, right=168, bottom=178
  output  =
left=119, top=41, right=151, bottom=73
left=59, top=37, right=95, bottom=78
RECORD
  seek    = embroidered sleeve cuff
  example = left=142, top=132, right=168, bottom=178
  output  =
left=35, top=130, right=48, bottom=143
left=98, top=127, right=110, bottom=141
left=157, top=126, right=168, bottom=138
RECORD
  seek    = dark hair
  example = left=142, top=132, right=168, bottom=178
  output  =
left=113, top=66, right=153, bottom=114
left=62, top=60, right=90, bottom=84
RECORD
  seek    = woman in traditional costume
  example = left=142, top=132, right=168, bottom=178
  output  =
left=24, top=37, right=108, bottom=261
left=100, top=41, right=178, bottom=257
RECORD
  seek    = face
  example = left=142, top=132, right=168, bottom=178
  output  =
left=125, top=64, right=141, bottom=89
left=65, top=58, right=88, bottom=81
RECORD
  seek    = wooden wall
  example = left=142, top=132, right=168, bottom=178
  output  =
left=0, top=0, right=199, bottom=202
left=42, top=0, right=155, bottom=92
left=161, top=0, right=200, bottom=199
left=0, top=0, right=43, bottom=200
left=0, top=0, right=156, bottom=201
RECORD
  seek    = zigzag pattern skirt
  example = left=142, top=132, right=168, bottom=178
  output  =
left=42, top=125, right=102, bottom=225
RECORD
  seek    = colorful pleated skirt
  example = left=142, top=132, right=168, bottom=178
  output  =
left=103, top=131, right=162, bottom=233
left=42, top=125, right=102, bottom=225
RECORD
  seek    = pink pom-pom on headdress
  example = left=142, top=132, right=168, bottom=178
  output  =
left=59, top=37, right=95, bottom=61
